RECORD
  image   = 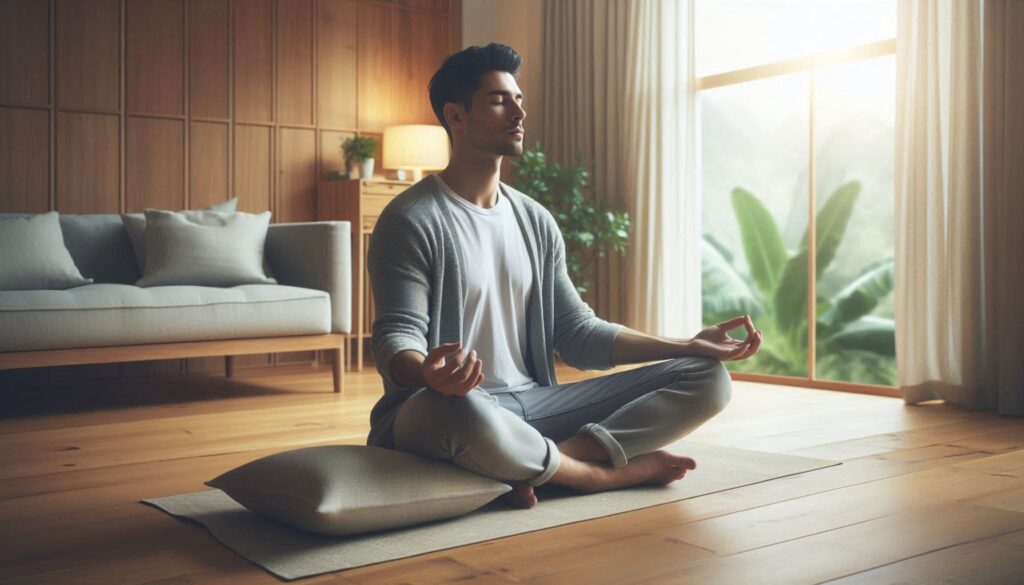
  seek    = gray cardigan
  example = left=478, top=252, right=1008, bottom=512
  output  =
left=365, top=176, right=624, bottom=448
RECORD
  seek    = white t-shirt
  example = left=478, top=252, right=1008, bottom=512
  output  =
left=433, top=174, right=539, bottom=394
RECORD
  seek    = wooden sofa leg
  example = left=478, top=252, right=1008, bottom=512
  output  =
left=225, top=355, right=234, bottom=378
left=344, top=334, right=351, bottom=372
left=332, top=347, right=343, bottom=394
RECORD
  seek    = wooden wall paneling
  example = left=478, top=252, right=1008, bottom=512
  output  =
left=319, top=129, right=355, bottom=177
left=233, top=124, right=272, bottom=212
left=0, top=108, right=49, bottom=212
left=316, top=0, right=357, bottom=130
left=126, top=0, right=185, bottom=115
left=56, top=0, right=120, bottom=111
left=0, top=0, right=50, bottom=106
left=356, top=1, right=394, bottom=132
left=1, top=0, right=454, bottom=380
left=449, top=0, right=460, bottom=54
left=276, top=127, right=315, bottom=361
left=276, top=0, right=313, bottom=126
left=125, top=117, right=184, bottom=211
left=277, top=128, right=315, bottom=223
left=188, top=0, right=229, bottom=119
left=56, top=112, right=119, bottom=213
left=222, top=125, right=274, bottom=368
left=397, top=0, right=449, bottom=11
left=394, top=7, right=449, bottom=125
left=189, top=122, right=229, bottom=209
left=233, top=0, right=273, bottom=123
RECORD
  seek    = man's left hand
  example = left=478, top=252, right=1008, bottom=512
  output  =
left=688, top=315, right=763, bottom=361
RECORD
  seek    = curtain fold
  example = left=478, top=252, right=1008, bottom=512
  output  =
left=895, top=0, right=1024, bottom=415
left=541, top=0, right=700, bottom=337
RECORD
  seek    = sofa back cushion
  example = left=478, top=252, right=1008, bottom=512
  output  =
left=136, top=209, right=277, bottom=287
left=0, top=212, right=140, bottom=284
left=0, top=212, right=94, bottom=290
left=121, top=198, right=238, bottom=273
left=60, top=214, right=141, bottom=284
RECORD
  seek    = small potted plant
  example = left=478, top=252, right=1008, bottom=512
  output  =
left=341, top=135, right=379, bottom=180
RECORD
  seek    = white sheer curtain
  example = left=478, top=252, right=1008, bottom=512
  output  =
left=623, top=0, right=700, bottom=338
left=895, top=0, right=1024, bottom=415
left=541, top=0, right=700, bottom=338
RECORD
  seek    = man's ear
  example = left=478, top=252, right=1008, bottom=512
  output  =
left=444, top=102, right=465, bottom=130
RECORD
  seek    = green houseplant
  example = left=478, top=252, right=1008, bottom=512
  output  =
left=510, top=144, right=630, bottom=297
left=341, top=135, right=379, bottom=179
left=701, top=180, right=897, bottom=385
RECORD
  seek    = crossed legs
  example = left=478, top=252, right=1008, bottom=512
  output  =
left=389, top=356, right=731, bottom=507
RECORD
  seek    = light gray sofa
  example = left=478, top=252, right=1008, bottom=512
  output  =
left=0, top=213, right=352, bottom=392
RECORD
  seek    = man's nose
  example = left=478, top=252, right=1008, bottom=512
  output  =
left=512, top=101, right=526, bottom=122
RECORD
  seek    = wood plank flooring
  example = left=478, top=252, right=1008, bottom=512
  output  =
left=1, top=361, right=1022, bottom=584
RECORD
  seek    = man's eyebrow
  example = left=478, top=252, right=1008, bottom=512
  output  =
left=487, top=90, right=524, bottom=99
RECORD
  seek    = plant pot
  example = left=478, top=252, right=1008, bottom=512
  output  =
left=360, top=158, right=375, bottom=181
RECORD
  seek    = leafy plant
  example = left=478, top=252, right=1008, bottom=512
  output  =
left=702, top=180, right=896, bottom=385
left=341, top=135, right=379, bottom=169
left=510, top=144, right=631, bottom=296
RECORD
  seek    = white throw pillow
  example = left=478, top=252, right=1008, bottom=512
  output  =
left=206, top=445, right=512, bottom=536
left=121, top=198, right=238, bottom=273
left=0, top=212, right=93, bottom=290
left=135, top=209, right=276, bottom=287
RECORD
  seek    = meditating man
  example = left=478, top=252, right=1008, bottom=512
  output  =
left=365, top=43, right=763, bottom=508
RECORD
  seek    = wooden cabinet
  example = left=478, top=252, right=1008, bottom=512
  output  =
left=317, top=178, right=413, bottom=370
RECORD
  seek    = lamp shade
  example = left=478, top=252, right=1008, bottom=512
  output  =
left=383, top=125, right=450, bottom=174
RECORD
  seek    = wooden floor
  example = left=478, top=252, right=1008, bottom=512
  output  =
left=1, top=361, right=1023, bottom=585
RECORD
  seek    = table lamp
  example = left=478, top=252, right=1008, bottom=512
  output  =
left=382, top=125, right=450, bottom=181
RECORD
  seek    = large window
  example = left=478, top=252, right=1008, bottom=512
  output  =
left=697, top=0, right=897, bottom=389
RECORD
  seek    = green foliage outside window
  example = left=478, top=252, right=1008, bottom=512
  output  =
left=702, top=180, right=897, bottom=385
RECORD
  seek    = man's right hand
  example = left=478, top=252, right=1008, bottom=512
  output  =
left=422, top=342, right=483, bottom=397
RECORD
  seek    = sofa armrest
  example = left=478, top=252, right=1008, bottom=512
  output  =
left=265, top=221, right=351, bottom=334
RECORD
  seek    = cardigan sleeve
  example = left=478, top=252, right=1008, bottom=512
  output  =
left=367, top=209, right=432, bottom=389
left=546, top=213, right=624, bottom=370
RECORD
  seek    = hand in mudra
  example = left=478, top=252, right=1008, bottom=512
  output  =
left=690, top=315, right=763, bottom=361
left=422, top=342, right=483, bottom=397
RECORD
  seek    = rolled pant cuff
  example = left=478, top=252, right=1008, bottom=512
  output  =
left=579, top=423, right=628, bottom=468
left=527, top=437, right=562, bottom=487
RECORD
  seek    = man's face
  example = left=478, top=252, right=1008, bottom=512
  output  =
left=448, top=71, right=526, bottom=156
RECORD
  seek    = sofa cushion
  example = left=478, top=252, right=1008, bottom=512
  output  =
left=0, top=212, right=94, bottom=291
left=0, top=284, right=330, bottom=352
left=121, top=198, right=238, bottom=273
left=59, top=214, right=140, bottom=284
left=206, top=445, right=512, bottom=536
left=137, top=209, right=276, bottom=288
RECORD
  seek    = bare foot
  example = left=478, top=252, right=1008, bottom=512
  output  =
left=552, top=450, right=697, bottom=494
left=502, top=482, right=538, bottom=508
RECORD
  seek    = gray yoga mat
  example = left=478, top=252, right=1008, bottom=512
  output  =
left=143, top=441, right=839, bottom=581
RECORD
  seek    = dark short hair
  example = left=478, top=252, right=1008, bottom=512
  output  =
left=428, top=43, right=522, bottom=140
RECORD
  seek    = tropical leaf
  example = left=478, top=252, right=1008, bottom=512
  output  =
left=817, top=350, right=897, bottom=386
left=819, top=257, right=894, bottom=333
left=773, top=250, right=809, bottom=335
left=731, top=187, right=788, bottom=298
left=703, top=233, right=734, bottom=264
left=800, top=180, right=860, bottom=277
left=824, top=316, right=895, bottom=357
left=701, top=238, right=764, bottom=324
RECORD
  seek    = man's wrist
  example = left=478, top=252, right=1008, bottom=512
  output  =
left=668, top=337, right=698, bottom=359
left=391, top=350, right=429, bottom=388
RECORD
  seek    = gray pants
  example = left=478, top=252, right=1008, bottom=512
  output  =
left=390, top=357, right=731, bottom=487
